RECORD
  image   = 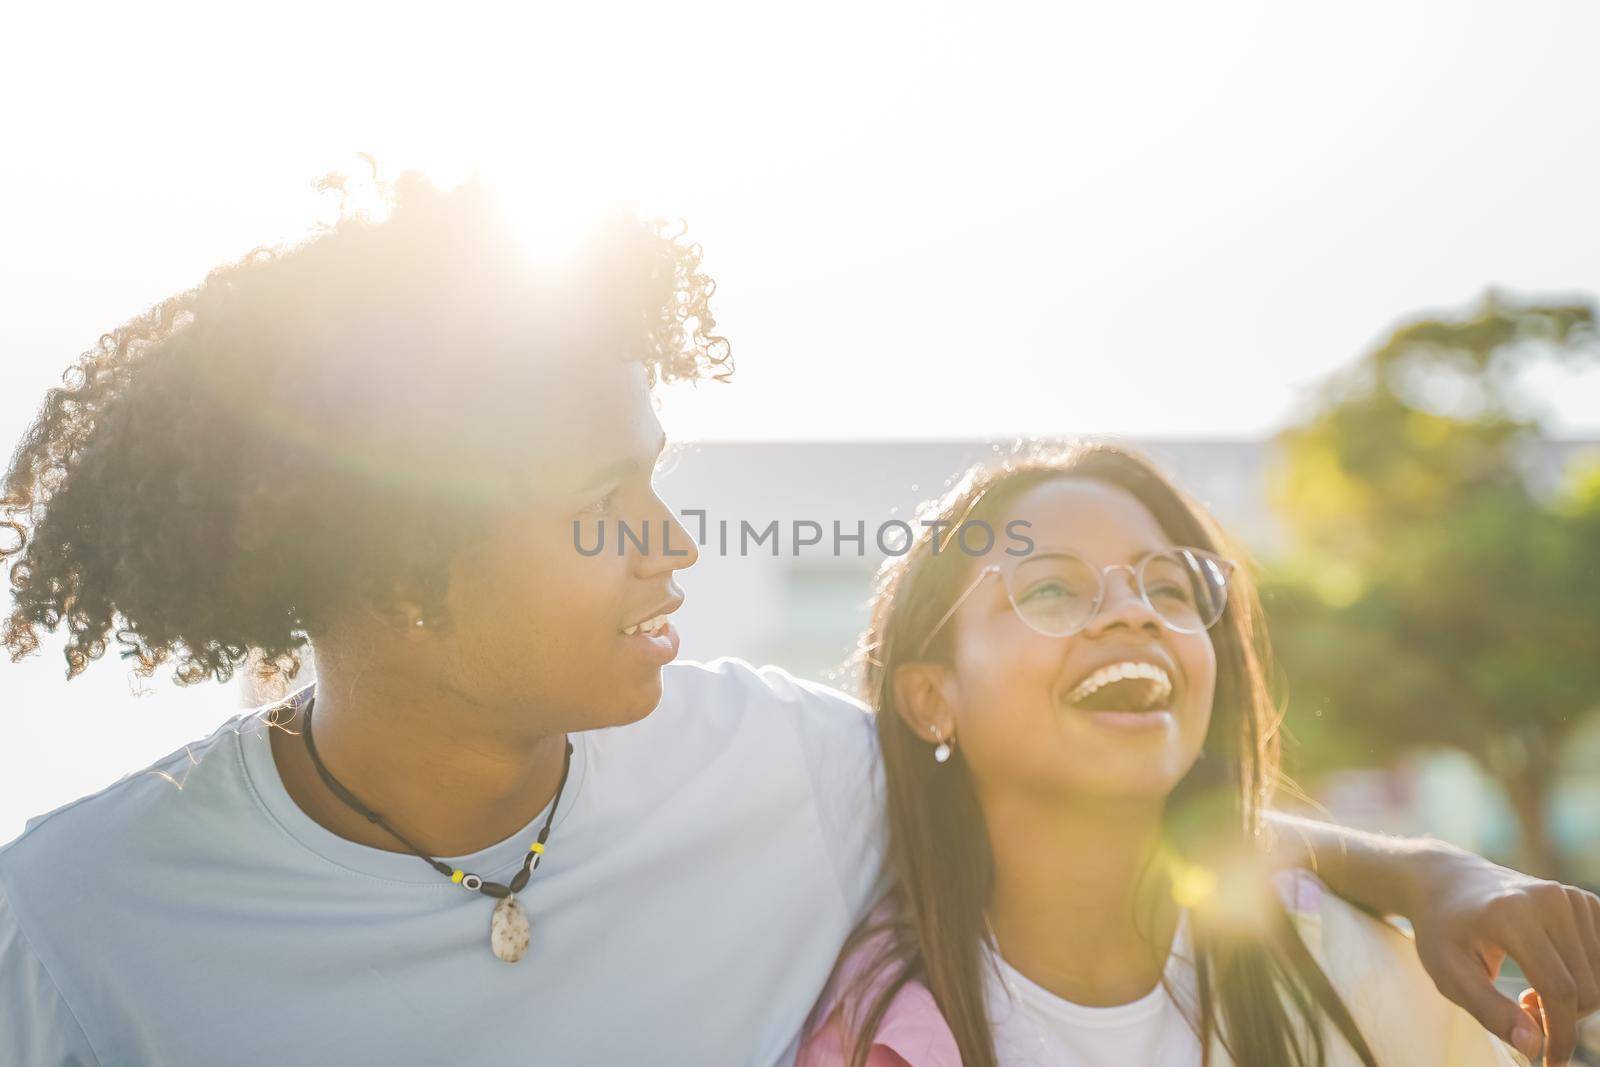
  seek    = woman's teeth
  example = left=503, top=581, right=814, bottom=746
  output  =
left=1064, top=661, right=1174, bottom=709
left=621, top=615, right=669, bottom=637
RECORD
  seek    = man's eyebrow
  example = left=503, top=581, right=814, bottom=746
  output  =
left=574, top=457, right=638, bottom=493
left=573, top=432, right=668, bottom=493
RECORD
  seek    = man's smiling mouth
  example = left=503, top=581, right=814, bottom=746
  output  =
left=620, top=615, right=671, bottom=637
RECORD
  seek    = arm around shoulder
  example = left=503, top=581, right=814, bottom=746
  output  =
left=1288, top=871, right=1530, bottom=1067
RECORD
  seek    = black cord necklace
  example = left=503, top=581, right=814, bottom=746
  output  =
left=298, top=693, right=574, bottom=963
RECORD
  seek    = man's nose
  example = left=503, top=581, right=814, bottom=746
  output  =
left=634, top=499, right=700, bottom=576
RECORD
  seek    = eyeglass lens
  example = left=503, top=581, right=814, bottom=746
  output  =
left=1003, top=549, right=1229, bottom=635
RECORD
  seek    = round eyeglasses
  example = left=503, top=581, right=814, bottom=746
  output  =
left=915, top=546, right=1236, bottom=657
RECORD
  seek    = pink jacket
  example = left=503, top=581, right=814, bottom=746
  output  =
left=795, top=872, right=1527, bottom=1067
left=794, top=913, right=960, bottom=1067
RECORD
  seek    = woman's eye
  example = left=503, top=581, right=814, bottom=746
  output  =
left=1020, top=581, right=1076, bottom=602
left=1149, top=582, right=1192, bottom=603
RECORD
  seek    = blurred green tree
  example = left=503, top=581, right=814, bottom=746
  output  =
left=1267, top=290, right=1600, bottom=879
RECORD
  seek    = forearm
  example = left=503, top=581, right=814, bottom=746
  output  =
left=1261, top=810, right=1456, bottom=919
left=1264, top=812, right=1600, bottom=1063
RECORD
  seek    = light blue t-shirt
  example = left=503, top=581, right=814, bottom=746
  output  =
left=0, top=658, right=886, bottom=1066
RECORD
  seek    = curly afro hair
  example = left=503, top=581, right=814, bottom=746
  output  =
left=2, top=161, right=731, bottom=687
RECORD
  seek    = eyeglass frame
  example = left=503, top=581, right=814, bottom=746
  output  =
left=913, top=546, right=1238, bottom=658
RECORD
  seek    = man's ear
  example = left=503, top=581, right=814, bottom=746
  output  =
left=366, top=575, right=433, bottom=640
left=892, top=661, right=955, bottom=743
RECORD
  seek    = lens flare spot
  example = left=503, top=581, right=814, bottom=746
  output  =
left=1170, top=861, right=1218, bottom=909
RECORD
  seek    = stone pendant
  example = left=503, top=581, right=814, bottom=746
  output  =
left=490, top=893, right=531, bottom=963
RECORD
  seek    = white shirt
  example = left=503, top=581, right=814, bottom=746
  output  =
left=981, top=878, right=1527, bottom=1067
left=0, top=657, right=887, bottom=1066
left=985, top=910, right=1203, bottom=1067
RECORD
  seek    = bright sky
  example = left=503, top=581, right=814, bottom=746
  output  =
left=4, top=0, right=1600, bottom=450
left=3, top=0, right=1600, bottom=837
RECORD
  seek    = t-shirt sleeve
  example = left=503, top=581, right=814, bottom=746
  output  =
left=0, top=878, right=102, bottom=1066
left=745, top=661, right=890, bottom=925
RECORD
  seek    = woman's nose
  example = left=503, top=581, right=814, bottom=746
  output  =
left=1081, top=566, right=1163, bottom=636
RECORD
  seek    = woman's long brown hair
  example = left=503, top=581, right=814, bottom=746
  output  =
left=827, top=441, right=1380, bottom=1067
